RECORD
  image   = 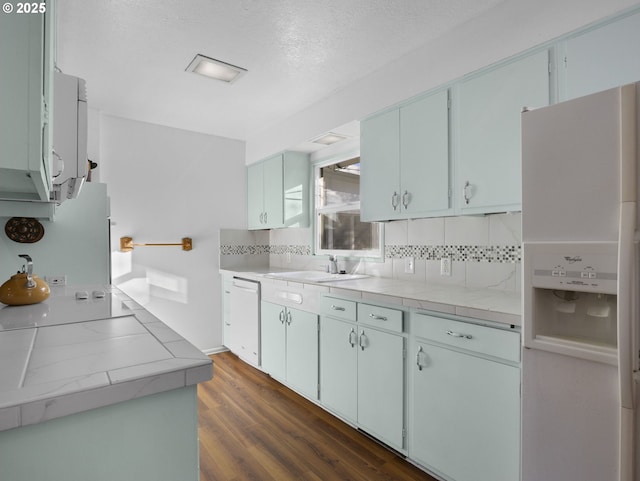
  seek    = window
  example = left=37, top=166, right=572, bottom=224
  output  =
left=314, top=156, right=382, bottom=258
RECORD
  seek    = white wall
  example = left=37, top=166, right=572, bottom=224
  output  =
left=99, top=114, right=245, bottom=353
left=245, top=0, right=640, bottom=163
left=0, top=183, right=110, bottom=285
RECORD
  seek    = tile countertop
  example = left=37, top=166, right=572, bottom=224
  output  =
left=222, top=268, right=522, bottom=327
left=0, top=285, right=213, bottom=432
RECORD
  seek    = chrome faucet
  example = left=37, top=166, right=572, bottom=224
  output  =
left=327, top=255, right=338, bottom=274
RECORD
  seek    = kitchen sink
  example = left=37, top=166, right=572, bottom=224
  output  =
left=263, top=271, right=368, bottom=283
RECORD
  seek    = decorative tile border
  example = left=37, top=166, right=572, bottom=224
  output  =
left=220, top=244, right=270, bottom=256
left=220, top=244, right=311, bottom=256
left=221, top=243, right=521, bottom=263
left=385, top=245, right=521, bottom=263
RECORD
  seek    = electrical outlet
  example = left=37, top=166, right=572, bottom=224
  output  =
left=440, top=258, right=452, bottom=276
left=46, top=275, right=67, bottom=286
left=404, top=256, right=415, bottom=274
left=286, top=252, right=292, bottom=264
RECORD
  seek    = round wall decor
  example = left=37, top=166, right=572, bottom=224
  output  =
left=4, top=217, right=45, bottom=243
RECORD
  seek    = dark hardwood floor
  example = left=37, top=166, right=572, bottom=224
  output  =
left=197, top=351, right=437, bottom=481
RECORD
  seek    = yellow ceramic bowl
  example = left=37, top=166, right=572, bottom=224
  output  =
left=0, top=273, right=50, bottom=306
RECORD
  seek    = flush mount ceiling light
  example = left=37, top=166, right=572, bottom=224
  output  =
left=186, top=54, right=247, bottom=84
left=311, top=132, right=349, bottom=145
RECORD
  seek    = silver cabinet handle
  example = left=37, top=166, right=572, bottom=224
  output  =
left=264, top=211, right=268, bottom=224
left=463, top=181, right=472, bottom=205
left=368, top=313, right=387, bottom=321
left=348, top=328, right=357, bottom=347
left=446, top=330, right=472, bottom=340
left=331, top=305, right=345, bottom=311
left=259, top=212, right=264, bottom=224
left=278, top=310, right=285, bottom=324
left=359, top=330, right=367, bottom=351
left=416, top=345, right=425, bottom=371
left=286, top=310, right=292, bottom=325
left=402, top=190, right=409, bottom=209
left=391, top=191, right=399, bottom=211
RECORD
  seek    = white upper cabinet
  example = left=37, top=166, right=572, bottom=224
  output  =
left=247, top=151, right=309, bottom=230
left=562, top=10, right=640, bottom=101
left=0, top=0, right=56, bottom=218
left=361, top=89, right=450, bottom=222
left=456, top=50, right=550, bottom=214
left=360, top=108, right=400, bottom=221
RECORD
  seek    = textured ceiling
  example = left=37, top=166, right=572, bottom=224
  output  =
left=56, top=0, right=505, bottom=143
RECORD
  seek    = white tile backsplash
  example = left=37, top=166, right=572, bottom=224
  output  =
left=384, top=220, right=408, bottom=245
left=425, top=259, right=467, bottom=287
left=489, top=212, right=522, bottom=245
left=408, top=217, right=445, bottom=245
left=466, top=262, right=517, bottom=290
left=220, top=211, right=522, bottom=292
left=444, top=216, right=490, bottom=245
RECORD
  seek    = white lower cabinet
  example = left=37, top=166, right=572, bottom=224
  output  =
left=410, top=312, right=521, bottom=481
left=320, top=297, right=405, bottom=451
left=261, top=300, right=319, bottom=400
left=221, top=274, right=232, bottom=348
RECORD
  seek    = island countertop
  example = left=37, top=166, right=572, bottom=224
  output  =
left=0, top=285, right=213, bottom=432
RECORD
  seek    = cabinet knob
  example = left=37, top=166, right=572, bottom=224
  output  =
left=391, top=191, right=399, bottom=211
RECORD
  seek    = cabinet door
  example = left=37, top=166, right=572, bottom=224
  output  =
left=320, top=316, right=358, bottom=422
left=564, top=11, right=640, bottom=101
left=357, top=327, right=404, bottom=450
left=411, top=340, right=520, bottom=481
left=285, top=308, right=318, bottom=400
left=400, top=89, right=450, bottom=217
left=247, top=162, right=265, bottom=229
left=221, top=276, right=232, bottom=349
left=283, top=152, right=310, bottom=228
left=360, top=108, right=400, bottom=221
left=457, top=50, right=549, bottom=214
left=0, top=2, right=53, bottom=202
left=262, top=154, right=284, bottom=228
left=260, top=301, right=286, bottom=380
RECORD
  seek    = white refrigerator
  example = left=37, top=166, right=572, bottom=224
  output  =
left=521, top=83, right=638, bottom=481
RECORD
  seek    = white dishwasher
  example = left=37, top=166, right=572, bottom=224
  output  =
left=229, top=277, right=260, bottom=367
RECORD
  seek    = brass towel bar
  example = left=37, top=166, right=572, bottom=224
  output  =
left=120, top=236, right=193, bottom=252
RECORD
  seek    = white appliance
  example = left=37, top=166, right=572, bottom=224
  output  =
left=229, top=277, right=260, bottom=367
left=521, top=83, right=638, bottom=481
left=51, top=71, right=88, bottom=203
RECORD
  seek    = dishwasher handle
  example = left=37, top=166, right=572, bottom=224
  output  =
left=232, top=278, right=260, bottom=293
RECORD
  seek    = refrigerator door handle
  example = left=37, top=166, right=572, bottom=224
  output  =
left=617, top=200, right=636, bottom=481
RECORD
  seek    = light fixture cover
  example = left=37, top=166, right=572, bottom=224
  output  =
left=186, top=54, right=247, bottom=83
left=311, top=132, right=349, bottom=145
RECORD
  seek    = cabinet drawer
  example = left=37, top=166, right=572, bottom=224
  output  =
left=358, top=303, right=403, bottom=333
left=321, top=296, right=357, bottom=322
left=413, top=313, right=520, bottom=363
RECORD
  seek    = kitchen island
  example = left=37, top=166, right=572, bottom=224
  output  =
left=0, top=285, right=213, bottom=481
